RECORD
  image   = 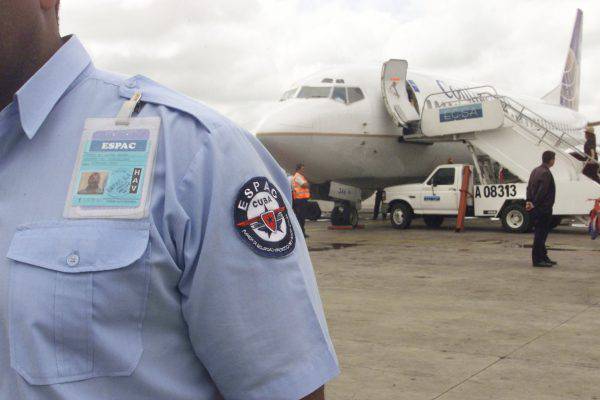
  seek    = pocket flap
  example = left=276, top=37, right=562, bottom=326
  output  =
left=7, top=220, right=150, bottom=273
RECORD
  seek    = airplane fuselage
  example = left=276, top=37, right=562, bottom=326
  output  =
left=255, top=65, right=588, bottom=191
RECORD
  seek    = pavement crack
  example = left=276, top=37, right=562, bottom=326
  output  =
left=429, top=357, right=503, bottom=400
left=429, top=302, right=599, bottom=400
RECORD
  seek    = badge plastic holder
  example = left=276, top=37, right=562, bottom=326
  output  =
left=64, top=93, right=161, bottom=219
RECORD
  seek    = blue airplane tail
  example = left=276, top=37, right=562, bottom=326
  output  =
left=542, top=9, right=582, bottom=111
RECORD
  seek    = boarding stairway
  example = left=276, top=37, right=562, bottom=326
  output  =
left=405, top=88, right=600, bottom=216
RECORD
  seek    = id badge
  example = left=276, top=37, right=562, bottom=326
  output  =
left=63, top=117, right=160, bottom=219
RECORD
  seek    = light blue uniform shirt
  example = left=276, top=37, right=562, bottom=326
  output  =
left=0, top=36, right=338, bottom=400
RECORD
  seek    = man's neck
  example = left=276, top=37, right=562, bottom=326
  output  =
left=0, top=35, right=63, bottom=110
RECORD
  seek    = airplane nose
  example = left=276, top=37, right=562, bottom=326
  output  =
left=254, top=102, right=317, bottom=135
left=254, top=102, right=321, bottom=175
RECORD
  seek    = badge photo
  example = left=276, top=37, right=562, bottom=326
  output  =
left=234, top=177, right=296, bottom=258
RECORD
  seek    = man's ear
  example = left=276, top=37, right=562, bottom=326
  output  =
left=39, top=0, right=58, bottom=12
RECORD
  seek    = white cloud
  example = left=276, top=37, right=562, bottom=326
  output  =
left=60, top=0, right=600, bottom=127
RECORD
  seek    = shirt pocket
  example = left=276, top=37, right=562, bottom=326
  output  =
left=6, top=220, right=151, bottom=385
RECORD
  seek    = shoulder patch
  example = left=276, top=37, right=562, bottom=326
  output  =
left=234, top=177, right=296, bottom=258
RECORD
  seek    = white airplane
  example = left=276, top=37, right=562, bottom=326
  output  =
left=255, top=9, right=590, bottom=225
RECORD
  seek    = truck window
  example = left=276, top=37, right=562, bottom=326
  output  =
left=429, top=168, right=455, bottom=185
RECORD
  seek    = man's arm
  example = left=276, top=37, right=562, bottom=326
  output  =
left=301, top=386, right=324, bottom=400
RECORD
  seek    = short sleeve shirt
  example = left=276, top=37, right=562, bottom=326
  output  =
left=0, top=36, right=338, bottom=400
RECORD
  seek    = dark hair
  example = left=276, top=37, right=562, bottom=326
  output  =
left=542, top=151, right=556, bottom=164
left=586, top=130, right=596, bottom=143
left=295, top=163, right=304, bottom=171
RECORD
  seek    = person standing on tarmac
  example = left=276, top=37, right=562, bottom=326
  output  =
left=583, top=126, right=600, bottom=184
left=292, top=163, right=311, bottom=238
left=526, top=151, right=557, bottom=268
left=0, top=2, right=338, bottom=399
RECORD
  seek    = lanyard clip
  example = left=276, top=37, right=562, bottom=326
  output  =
left=116, top=92, right=142, bottom=125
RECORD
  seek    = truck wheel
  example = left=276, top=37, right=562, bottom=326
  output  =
left=550, top=216, right=562, bottom=230
left=390, top=202, right=413, bottom=229
left=423, top=215, right=445, bottom=228
left=500, top=203, right=531, bottom=233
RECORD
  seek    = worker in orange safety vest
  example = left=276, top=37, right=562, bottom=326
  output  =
left=292, top=163, right=311, bottom=238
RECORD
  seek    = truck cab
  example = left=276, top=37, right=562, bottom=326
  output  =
left=385, top=164, right=467, bottom=229
left=385, top=164, right=534, bottom=232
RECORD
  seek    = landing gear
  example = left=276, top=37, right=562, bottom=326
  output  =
left=331, top=201, right=359, bottom=228
left=306, top=201, right=322, bottom=221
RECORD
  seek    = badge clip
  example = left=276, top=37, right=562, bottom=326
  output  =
left=116, top=91, right=143, bottom=126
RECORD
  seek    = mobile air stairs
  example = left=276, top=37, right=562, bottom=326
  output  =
left=406, top=88, right=600, bottom=225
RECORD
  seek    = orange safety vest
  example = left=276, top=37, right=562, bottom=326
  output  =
left=292, top=172, right=310, bottom=200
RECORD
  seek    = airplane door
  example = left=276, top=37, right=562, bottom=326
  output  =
left=422, top=167, right=459, bottom=212
left=381, top=59, right=420, bottom=129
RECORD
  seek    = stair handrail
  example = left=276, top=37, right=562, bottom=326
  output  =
left=421, top=89, right=591, bottom=164
left=496, top=95, right=590, bottom=162
left=420, top=85, right=498, bottom=116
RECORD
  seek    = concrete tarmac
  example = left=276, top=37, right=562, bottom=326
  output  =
left=307, top=218, right=600, bottom=399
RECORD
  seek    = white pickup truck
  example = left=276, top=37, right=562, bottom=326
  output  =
left=384, top=164, right=564, bottom=233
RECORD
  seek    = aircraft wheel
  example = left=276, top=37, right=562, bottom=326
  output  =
left=347, top=206, right=359, bottom=227
left=331, top=202, right=359, bottom=227
left=390, top=202, right=413, bottom=229
left=331, top=206, right=345, bottom=226
left=423, top=215, right=445, bottom=228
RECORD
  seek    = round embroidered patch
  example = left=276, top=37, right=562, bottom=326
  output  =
left=234, top=177, right=296, bottom=258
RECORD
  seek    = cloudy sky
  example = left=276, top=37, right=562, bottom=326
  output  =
left=60, top=0, right=600, bottom=128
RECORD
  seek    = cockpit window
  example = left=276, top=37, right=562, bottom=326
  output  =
left=347, top=87, right=365, bottom=104
left=280, top=88, right=298, bottom=101
left=321, top=78, right=334, bottom=83
left=331, top=87, right=347, bottom=103
left=281, top=85, right=365, bottom=104
left=297, top=86, right=332, bottom=99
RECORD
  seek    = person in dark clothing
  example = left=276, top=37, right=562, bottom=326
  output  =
left=372, top=189, right=384, bottom=220
left=582, top=127, right=600, bottom=184
left=526, top=151, right=557, bottom=267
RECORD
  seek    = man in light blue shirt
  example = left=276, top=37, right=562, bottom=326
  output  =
left=0, top=2, right=339, bottom=399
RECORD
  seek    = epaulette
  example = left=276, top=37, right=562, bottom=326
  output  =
left=118, top=75, right=228, bottom=133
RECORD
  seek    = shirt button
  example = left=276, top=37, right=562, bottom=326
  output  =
left=66, top=252, right=80, bottom=267
left=126, top=80, right=137, bottom=89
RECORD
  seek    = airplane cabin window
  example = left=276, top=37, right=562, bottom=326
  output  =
left=297, top=86, right=332, bottom=99
left=426, top=100, right=432, bottom=109
left=280, top=88, right=298, bottom=101
left=347, top=87, right=365, bottom=104
left=331, top=87, right=347, bottom=103
left=434, top=101, right=440, bottom=108
left=336, top=79, right=345, bottom=84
